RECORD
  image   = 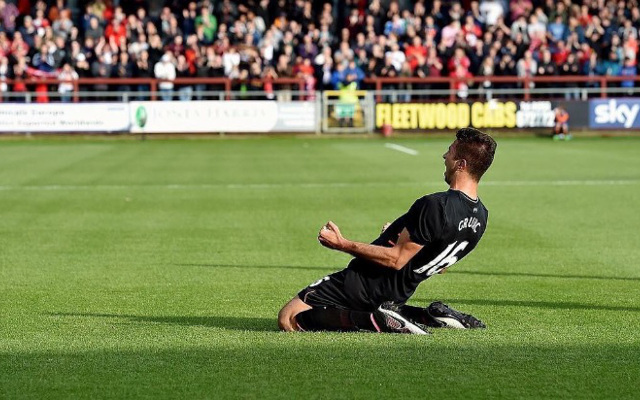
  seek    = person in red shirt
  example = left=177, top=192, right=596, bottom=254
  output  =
left=448, top=47, right=470, bottom=75
left=450, top=64, right=473, bottom=99
left=405, top=36, right=427, bottom=70
left=552, top=40, right=570, bottom=65
left=462, top=15, right=482, bottom=46
left=105, top=18, right=127, bottom=45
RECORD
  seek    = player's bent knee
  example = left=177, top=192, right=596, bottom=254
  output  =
left=277, top=309, right=299, bottom=332
left=278, top=297, right=312, bottom=332
left=277, top=309, right=292, bottom=331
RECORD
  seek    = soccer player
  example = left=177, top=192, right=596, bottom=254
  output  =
left=278, top=128, right=497, bottom=334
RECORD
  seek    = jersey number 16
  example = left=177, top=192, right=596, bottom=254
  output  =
left=413, top=241, right=469, bottom=276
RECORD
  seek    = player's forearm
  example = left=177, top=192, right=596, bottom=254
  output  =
left=339, top=239, right=401, bottom=270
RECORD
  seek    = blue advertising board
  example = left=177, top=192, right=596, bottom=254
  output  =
left=589, top=98, right=640, bottom=129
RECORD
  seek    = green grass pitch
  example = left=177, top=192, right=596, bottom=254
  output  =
left=1, top=135, right=639, bottom=399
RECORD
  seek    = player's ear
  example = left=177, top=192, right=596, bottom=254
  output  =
left=457, top=159, right=467, bottom=171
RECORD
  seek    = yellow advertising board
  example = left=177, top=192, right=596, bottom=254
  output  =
left=376, top=102, right=518, bottom=130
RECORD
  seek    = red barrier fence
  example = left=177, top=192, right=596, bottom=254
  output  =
left=363, top=75, right=640, bottom=101
left=0, top=77, right=306, bottom=102
left=1, top=75, right=639, bottom=102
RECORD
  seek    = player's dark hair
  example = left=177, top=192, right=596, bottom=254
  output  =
left=454, top=128, right=497, bottom=181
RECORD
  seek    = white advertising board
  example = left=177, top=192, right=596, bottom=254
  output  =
left=129, top=100, right=281, bottom=133
left=0, top=103, right=130, bottom=132
left=273, top=102, right=317, bottom=132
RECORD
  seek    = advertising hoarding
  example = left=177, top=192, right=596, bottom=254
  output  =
left=0, top=103, right=130, bottom=132
left=129, top=100, right=316, bottom=133
left=375, top=101, right=561, bottom=131
left=589, top=99, right=640, bottom=129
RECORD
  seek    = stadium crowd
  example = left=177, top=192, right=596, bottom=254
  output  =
left=0, top=0, right=638, bottom=100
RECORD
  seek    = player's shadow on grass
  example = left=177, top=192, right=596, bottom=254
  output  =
left=176, top=263, right=334, bottom=271
left=426, top=299, right=640, bottom=313
left=451, top=270, right=640, bottom=282
left=48, top=312, right=277, bottom=331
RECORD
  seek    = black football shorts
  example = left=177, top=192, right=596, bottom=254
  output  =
left=297, top=269, right=374, bottom=311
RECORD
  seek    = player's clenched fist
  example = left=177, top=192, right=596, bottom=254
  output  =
left=318, top=221, right=345, bottom=250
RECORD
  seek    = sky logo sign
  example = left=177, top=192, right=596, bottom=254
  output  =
left=590, top=99, right=640, bottom=129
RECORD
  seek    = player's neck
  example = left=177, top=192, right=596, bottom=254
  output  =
left=448, top=176, right=478, bottom=200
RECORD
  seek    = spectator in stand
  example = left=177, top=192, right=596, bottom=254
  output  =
left=548, top=15, right=567, bottom=42
left=222, top=46, right=239, bottom=76
left=182, top=2, right=198, bottom=37
left=57, top=62, right=78, bottom=102
left=0, top=55, right=9, bottom=95
left=106, top=17, right=126, bottom=47
left=330, top=61, right=348, bottom=90
left=462, top=15, right=482, bottom=47
left=398, top=60, right=413, bottom=101
left=405, top=36, right=427, bottom=70
left=73, top=52, right=91, bottom=78
left=560, top=53, right=581, bottom=99
left=11, top=31, right=30, bottom=60
left=275, top=53, right=293, bottom=100
left=448, top=48, right=471, bottom=76
left=451, top=64, right=473, bottom=98
left=176, top=54, right=193, bottom=101
left=426, top=47, right=444, bottom=77
left=424, top=15, right=439, bottom=43
left=113, top=51, right=133, bottom=95
left=480, top=0, right=505, bottom=26
left=33, top=8, right=49, bottom=33
left=384, top=13, right=406, bottom=37
left=90, top=52, right=111, bottom=99
left=621, top=57, right=637, bottom=95
left=294, top=57, right=316, bottom=94
left=0, top=0, right=20, bottom=33
left=52, top=35, right=68, bottom=69
left=385, top=43, right=406, bottom=72
left=195, top=6, right=217, bottom=44
left=298, top=35, right=318, bottom=61
left=510, top=0, right=533, bottom=21
left=517, top=50, right=537, bottom=87
left=344, top=59, right=365, bottom=89
left=154, top=52, right=176, bottom=101
left=32, top=42, right=55, bottom=72
left=553, top=41, right=570, bottom=65
left=537, top=49, right=557, bottom=77
left=582, top=51, right=602, bottom=90
left=600, top=50, right=622, bottom=76
left=478, top=56, right=495, bottom=98
left=0, top=31, right=10, bottom=58
left=167, top=35, right=185, bottom=58
left=440, top=19, right=461, bottom=49
left=147, top=34, right=164, bottom=66
left=20, top=15, right=37, bottom=47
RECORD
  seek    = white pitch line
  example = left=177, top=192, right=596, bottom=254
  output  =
left=0, top=180, right=638, bottom=192
left=384, top=143, right=419, bottom=156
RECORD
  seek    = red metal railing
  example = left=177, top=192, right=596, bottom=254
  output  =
left=0, top=77, right=306, bottom=102
left=1, top=75, right=638, bottom=102
left=363, top=75, right=640, bottom=101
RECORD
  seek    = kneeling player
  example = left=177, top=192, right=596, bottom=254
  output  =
left=278, top=128, right=497, bottom=334
left=553, top=106, right=571, bottom=140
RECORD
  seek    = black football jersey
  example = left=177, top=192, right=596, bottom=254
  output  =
left=345, top=189, right=488, bottom=307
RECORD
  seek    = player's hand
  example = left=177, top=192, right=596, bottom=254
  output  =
left=381, top=222, right=391, bottom=234
left=318, top=221, right=345, bottom=250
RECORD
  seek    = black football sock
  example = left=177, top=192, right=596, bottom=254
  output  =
left=398, top=305, right=445, bottom=328
left=295, top=307, right=381, bottom=332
